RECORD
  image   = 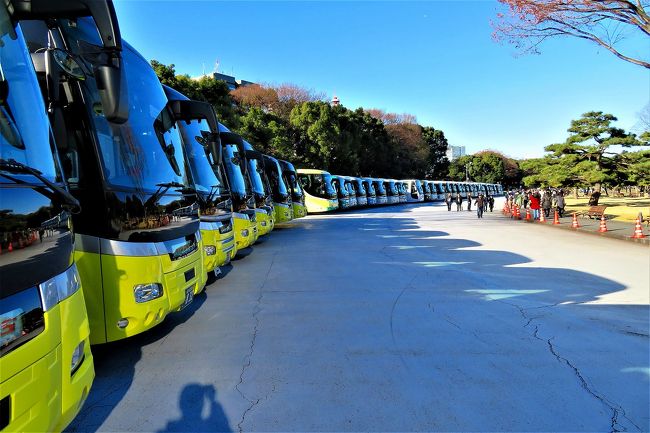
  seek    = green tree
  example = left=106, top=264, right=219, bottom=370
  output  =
left=151, top=60, right=239, bottom=128
left=422, top=127, right=450, bottom=179
left=544, top=111, right=647, bottom=204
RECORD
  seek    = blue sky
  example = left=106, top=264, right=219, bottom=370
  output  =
left=114, top=0, right=649, bottom=159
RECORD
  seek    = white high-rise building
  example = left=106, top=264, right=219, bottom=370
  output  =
left=446, top=145, right=466, bottom=161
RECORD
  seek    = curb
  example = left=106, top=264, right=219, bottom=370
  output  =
left=500, top=215, right=649, bottom=246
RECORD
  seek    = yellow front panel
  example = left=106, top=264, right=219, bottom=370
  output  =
left=200, top=229, right=219, bottom=274
left=274, top=203, right=292, bottom=223
left=56, top=290, right=94, bottom=432
left=216, top=231, right=235, bottom=267
left=292, top=203, right=307, bottom=219
left=233, top=214, right=253, bottom=251
left=163, top=260, right=201, bottom=309
left=250, top=219, right=259, bottom=245
left=74, top=249, right=106, bottom=344
left=0, top=346, right=62, bottom=433
left=255, top=210, right=272, bottom=237
left=158, top=245, right=203, bottom=275
left=98, top=253, right=167, bottom=344
left=304, top=195, right=338, bottom=213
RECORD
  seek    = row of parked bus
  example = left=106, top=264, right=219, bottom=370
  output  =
left=0, top=2, right=504, bottom=431
left=297, top=170, right=503, bottom=213
left=0, top=2, right=314, bottom=432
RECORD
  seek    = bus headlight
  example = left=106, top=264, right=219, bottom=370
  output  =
left=133, top=283, right=163, bottom=303
left=39, top=264, right=82, bottom=311
left=241, top=229, right=249, bottom=237
left=71, top=341, right=85, bottom=375
left=204, top=245, right=216, bottom=256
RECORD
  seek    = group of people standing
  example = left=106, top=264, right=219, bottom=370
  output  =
left=445, top=192, right=495, bottom=219
left=506, top=189, right=566, bottom=219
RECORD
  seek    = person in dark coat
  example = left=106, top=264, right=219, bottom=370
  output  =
left=445, top=192, right=453, bottom=211
left=466, top=192, right=472, bottom=211
left=476, top=194, right=485, bottom=219
left=554, top=191, right=566, bottom=218
left=488, top=195, right=495, bottom=212
left=456, top=193, right=463, bottom=211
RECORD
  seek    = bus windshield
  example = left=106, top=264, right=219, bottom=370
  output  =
left=0, top=26, right=59, bottom=181
left=59, top=19, right=188, bottom=191
left=223, top=144, right=247, bottom=197
left=299, top=173, right=336, bottom=200
left=178, top=118, right=224, bottom=195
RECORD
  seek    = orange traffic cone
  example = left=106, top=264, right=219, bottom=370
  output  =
left=7, top=241, right=12, bottom=252
left=515, top=206, right=521, bottom=220
left=553, top=210, right=561, bottom=225
left=539, top=210, right=547, bottom=223
left=598, top=215, right=608, bottom=233
left=571, top=212, right=580, bottom=229
left=525, top=208, right=531, bottom=221
left=631, top=218, right=646, bottom=239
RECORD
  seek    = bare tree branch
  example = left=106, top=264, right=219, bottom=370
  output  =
left=493, top=0, right=650, bottom=68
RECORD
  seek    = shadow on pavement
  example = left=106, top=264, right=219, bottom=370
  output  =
left=157, top=383, right=232, bottom=433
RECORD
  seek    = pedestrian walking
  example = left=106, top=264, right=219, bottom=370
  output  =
left=483, top=194, right=489, bottom=212
left=456, top=193, right=463, bottom=211
left=541, top=190, right=552, bottom=218
left=530, top=191, right=541, bottom=220
left=476, top=194, right=485, bottom=219
left=466, top=192, right=472, bottom=211
left=514, top=191, right=524, bottom=210
left=554, top=190, right=566, bottom=218
left=488, top=195, right=495, bottom=212
left=523, top=191, right=529, bottom=209
left=445, top=192, right=452, bottom=211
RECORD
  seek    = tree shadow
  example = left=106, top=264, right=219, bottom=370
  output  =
left=157, top=383, right=232, bottom=433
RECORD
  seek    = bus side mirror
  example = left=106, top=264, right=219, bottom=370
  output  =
left=95, top=62, right=128, bottom=123
left=169, top=99, right=221, bottom=166
left=244, top=149, right=263, bottom=161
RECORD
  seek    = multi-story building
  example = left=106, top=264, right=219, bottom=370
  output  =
left=446, top=145, right=466, bottom=161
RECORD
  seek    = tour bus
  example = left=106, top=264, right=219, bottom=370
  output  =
left=373, top=179, right=388, bottom=205
left=163, top=86, right=236, bottom=280
left=263, top=154, right=293, bottom=223
left=243, top=141, right=274, bottom=235
left=280, top=159, right=307, bottom=219
left=218, top=124, right=258, bottom=251
left=1, top=3, right=99, bottom=430
left=421, top=181, right=433, bottom=202
left=397, top=181, right=407, bottom=203
left=296, top=169, right=338, bottom=213
left=22, top=16, right=205, bottom=345
left=342, top=177, right=358, bottom=207
left=361, top=178, right=377, bottom=206
left=350, top=177, right=368, bottom=207
left=405, top=179, right=425, bottom=203
left=384, top=180, right=399, bottom=204
left=332, top=175, right=351, bottom=209
left=430, top=181, right=443, bottom=201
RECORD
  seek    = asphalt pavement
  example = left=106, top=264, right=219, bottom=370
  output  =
left=68, top=201, right=650, bottom=433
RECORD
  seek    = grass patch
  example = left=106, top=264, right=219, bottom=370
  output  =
left=565, top=197, right=650, bottom=222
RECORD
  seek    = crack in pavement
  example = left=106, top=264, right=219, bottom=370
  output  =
left=235, top=252, right=277, bottom=433
left=389, top=274, right=419, bottom=370
left=498, top=299, right=642, bottom=433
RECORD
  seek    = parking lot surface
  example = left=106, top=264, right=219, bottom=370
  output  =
left=69, top=203, right=650, bottom=433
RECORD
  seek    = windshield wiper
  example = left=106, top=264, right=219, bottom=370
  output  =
left=0, top=158, right=80, bottom=213
left=155, top=181, right=186, bottom=189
